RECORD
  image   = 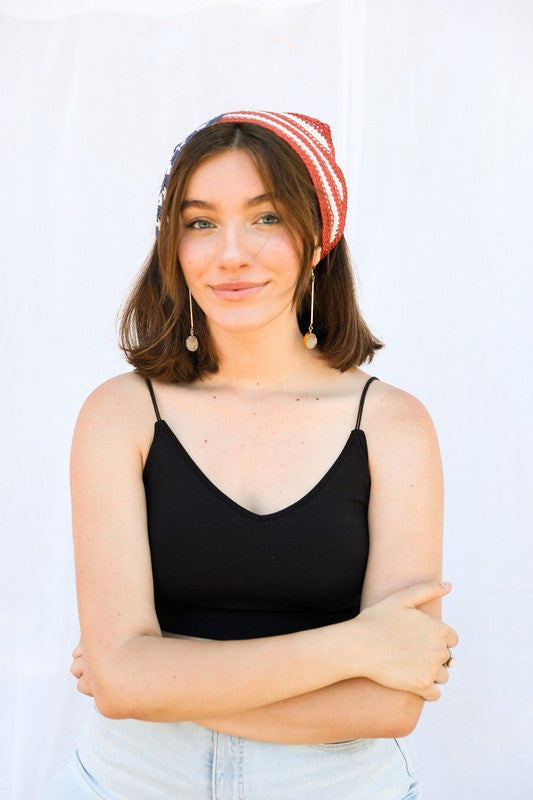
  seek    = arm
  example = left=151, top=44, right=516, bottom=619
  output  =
left=188, top=385, right=449, bottom=741
left=192, top=679, right=421, bottom=743
left=71, top=639, right=416, bottom=739
left=73, top=375, right=456, bottom=723
left=72, top=376, right=358, bottom=720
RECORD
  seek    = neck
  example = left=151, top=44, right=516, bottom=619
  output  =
left=206, top=314, right=318, bottom=392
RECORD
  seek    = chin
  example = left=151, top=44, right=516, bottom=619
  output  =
left=212, top=319, right=269, bottom=336
left=208, top=310, right=287, bottom=338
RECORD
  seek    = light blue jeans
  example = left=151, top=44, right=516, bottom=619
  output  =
left=43, top=702, right=420, bottom=799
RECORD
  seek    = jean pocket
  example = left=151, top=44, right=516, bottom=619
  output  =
left=308, top=737, right=372, bottom=753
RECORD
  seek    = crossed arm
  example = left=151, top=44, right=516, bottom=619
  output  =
left=191, top=678, right=424, bottom=744
left=73, top=637, right=424, bottom=743
left=72, top=376, right=457, bottom=743
left=189, top=390, right=445, bottom=742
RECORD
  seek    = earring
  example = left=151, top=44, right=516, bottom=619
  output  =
left=303, top=269, right=317, bottom=349
left=185, top=290, right=199, bottom=352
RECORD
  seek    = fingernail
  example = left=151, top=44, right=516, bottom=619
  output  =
left=439, top=581, right=451, bottom=588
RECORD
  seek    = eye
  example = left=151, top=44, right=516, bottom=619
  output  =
left=257, top=213, right=280, bottom=225
left=184, top=218, right=215, bottom=230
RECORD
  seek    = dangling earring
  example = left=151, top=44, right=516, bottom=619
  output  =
left=303, top=269, right=317, bottom=349
left=185, top=290, right=199, bottom=352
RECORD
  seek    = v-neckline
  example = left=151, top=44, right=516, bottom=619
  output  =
left=145, top=419, right=367, bottom=522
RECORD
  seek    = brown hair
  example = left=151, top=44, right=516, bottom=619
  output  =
left=119, top=122, right=384, bottom=382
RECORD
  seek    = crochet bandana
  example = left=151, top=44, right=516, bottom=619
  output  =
left=156, top=110, right=347, bottom=257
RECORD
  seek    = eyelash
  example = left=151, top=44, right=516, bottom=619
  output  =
left=185, top=218, right=213, bottom=230
left=258, top=213, right=280, bottom=225
left=184, top=213, right=280, bottom=230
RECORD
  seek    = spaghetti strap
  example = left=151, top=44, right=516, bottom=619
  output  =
left=355, top=376, right=379, bottom=429
left=145, top=378, right=161, bottom=422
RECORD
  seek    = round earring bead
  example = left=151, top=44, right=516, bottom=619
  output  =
left=186, top=335, right=199, bottom=352
left=304, top=332, right=318, bottom=349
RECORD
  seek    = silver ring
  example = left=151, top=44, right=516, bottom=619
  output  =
left=444, top=647, right=456, bottom=668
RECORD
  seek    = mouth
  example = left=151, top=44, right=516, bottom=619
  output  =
left=210, top=282, right=267, bottom=301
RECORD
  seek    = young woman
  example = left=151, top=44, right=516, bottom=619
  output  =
left=44, top=111, right=457, bottom=799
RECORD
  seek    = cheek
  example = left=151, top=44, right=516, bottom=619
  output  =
left=178, top=229, right=301, bottom=285
left=177, top=239, right=212, bottom=282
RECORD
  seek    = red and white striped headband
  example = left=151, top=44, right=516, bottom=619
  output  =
left=156, top=111, right=347, bottom=257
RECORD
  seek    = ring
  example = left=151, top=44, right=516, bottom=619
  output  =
left=444, top=647, right=456, bottom=668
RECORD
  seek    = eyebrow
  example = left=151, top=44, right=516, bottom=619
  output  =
left=180, top=193, right=274, bottom=211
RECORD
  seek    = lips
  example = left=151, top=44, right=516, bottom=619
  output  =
left=210, top=281, right=267, bottom=301
left=212, top=282, right=264, bottom=291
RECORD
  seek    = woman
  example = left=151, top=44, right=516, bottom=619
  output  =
left=44, top=111, right=458, bottom=799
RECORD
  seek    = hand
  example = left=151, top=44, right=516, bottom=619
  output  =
left=70, top=638, right=94, bottom=697
left=355, top=581, right=458, bottom=702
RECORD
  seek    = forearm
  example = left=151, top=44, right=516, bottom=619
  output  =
left=89, top=581, right=453, bottom=721
left=98, top=622, right=359, bottom=722
left=193, top=679, right=424, bottom=744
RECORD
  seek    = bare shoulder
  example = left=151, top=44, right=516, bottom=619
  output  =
left=72, top=370, right=155, bottom=465
left=360, top=374, right=439, bottom=449
left=74, top=370, right=153, bottom=432
left=76, top=370, right=149, bottom=422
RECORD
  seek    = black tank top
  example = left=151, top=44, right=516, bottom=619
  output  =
left=142, top=376, right=379, bottom=640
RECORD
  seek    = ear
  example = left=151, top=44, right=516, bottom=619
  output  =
left=312, top=241, right=322, bottom=268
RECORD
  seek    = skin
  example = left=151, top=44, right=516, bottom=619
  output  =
left=69, top=149, right=457, bottom=743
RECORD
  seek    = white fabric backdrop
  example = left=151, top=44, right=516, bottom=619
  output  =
left=1, top=1, right=531, bottom=798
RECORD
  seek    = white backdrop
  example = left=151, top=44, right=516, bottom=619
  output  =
left=1, top=1, right=532, bottom=798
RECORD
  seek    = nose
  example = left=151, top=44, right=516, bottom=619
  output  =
left=217, top=222, right=253, bottom=271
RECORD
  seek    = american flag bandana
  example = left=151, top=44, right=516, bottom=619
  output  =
left=155, top=111, right=347, bottom=257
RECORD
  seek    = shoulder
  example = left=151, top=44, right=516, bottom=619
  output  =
left=361, top=375, right=436, bottom=432
left=76, top=370, right=152, bottom=420
left=72, top=371, right=155, bottom=460
left=357, top=373, right=441, bottom=470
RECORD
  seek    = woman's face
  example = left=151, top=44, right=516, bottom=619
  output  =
left=177, top=148, right=316, bottom=338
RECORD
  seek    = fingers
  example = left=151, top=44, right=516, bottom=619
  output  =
left=445, top=626, right=459, bottom=649
left=443, top=625, right=458, bottom=668
left=70, top=658, right=94, bottom=697
left=397, top=581, right=452, bottom=609
left=433, top=665, right=450, bottom=685
left=69, top=638, right=94, bottom=697
left=426, top=644, right=456, bottom=695
left=70, top=659, right=83, bottom=679
left=76, top=676, right=94, bottom=697
left=422, top=683, right=441, bottom=702
left=417, top=663, right=455, bottom=701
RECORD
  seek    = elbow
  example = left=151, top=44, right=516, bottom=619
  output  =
left=91, top=671, right=173, bottom=723
left=91, top=679, right=132, bottom=720
left=93, top=685, right=146, bottom=720
left=89, top=660, right=141, bottom=720
left=93, top=696, right=125, bottom=720
left=389, top=717, right=418, bottom=739
left=387, top=694, right=424, bottom=738
left=87, top=636, right=159, bottom=720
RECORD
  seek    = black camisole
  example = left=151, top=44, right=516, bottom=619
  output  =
left=142, top=376, right=379, bottom=640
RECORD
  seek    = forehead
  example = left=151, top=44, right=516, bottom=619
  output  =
left=183, top=149, right=268, bottom=197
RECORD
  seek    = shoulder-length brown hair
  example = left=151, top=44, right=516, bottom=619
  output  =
left=119, top=122, right=384, bottom=383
